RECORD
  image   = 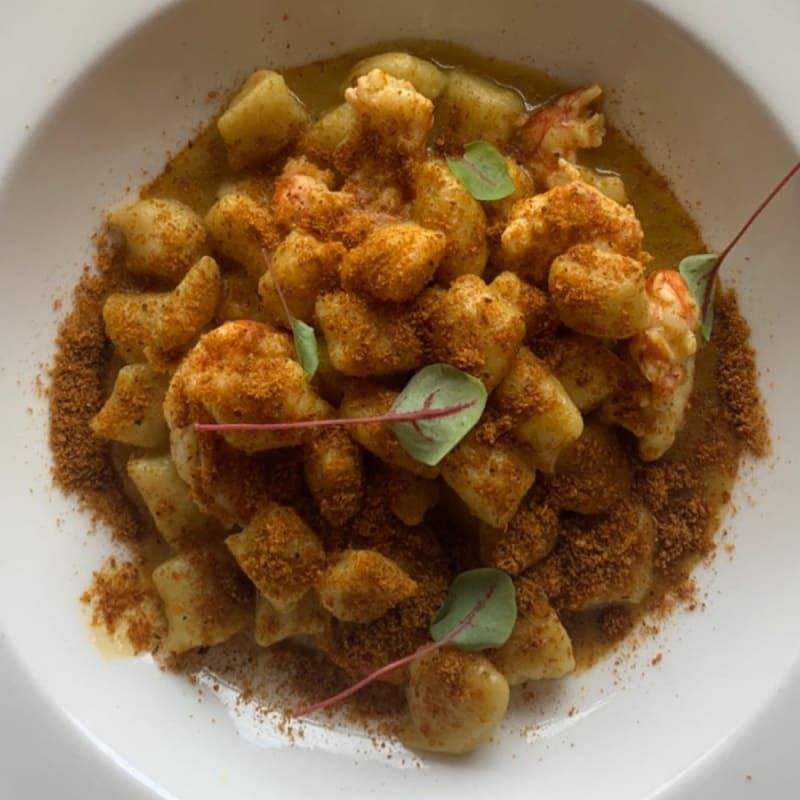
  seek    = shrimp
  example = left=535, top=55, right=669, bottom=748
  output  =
left=163, top=320, right=332, bottom=524
left=164, top=320, right=332, bottom=455
left=167, top=423, right=272, bottom=527
left=515, top=85, right=605, bottom=185
left=344, top=68, right=434, bottom=158
left=272, top=172, right=354, bottom=235
left=601, top=271, right=700, bottom=460
left=629, top=270, right=700, bottom=396
left=272, top=158, right=404, bottom=246
left=601, top=357, right=696, bottom=462
left=500, top=181, right=644, bottom=285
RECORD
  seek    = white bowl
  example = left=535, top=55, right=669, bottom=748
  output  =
left=1, top=1, right=798, bottom=797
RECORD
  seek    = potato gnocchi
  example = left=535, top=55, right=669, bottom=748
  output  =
left=70, top=46, right=764, bottom=756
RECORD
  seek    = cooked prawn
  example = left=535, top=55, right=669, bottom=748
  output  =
left=344, top=68, right=434, bottom=158
left=516, top=85, right=605, bottom=185
left=500, top=181, right=644, bottom=284
left=272, top=158, right=405, bottom=245
left=629, top=270, right=700, bottom=396
left=164, top=320, right=332, bottom=455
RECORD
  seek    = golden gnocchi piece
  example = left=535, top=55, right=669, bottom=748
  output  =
left=226, top=502, right=326, bottom=613
left=388, top=471, right=440, bottom=526
left=481, top=500, right=559, bottom=576
left=411, top=159, right=488, bottom=283
left=420, top=274, right=525, bottom=390
left=259, top=231, right=344, bottom=326
left=548, top=244, right=650, bottom=338
left=217, top=70, right=308, bottom=169
left=127, top=454, right=219, bottom=551
left=500, top=181, right=644, bottom=285
left=542, top=334, right=625, bottom=412
left=488, top=271, right=561, bottom=343
left=102, top=255, right=221, bottom=367
left=546, top=157, right=629, bottom=205
left=152, top=547, right=253, bottom=654
left=316, top=291, right=425, bottom=377
left=544, top=422, right=632, bottom=514
left=340, top=222, right=446, bottom=303
left=297, top=103, right=360, bottom=166
left=108, top=197, right=209, bottom=283
left=316, top=549, right=418, bottom=623
left=440, top=418, right=536, bottom=528
left=493, top=347, right=583, bottom=472
left=254, top=591, right=329, bottom=647
left=437, top=69, right=525, bottom=148
left=304, top=427, right=364, bottom=527
left=403, top=648, right=510, bottom=755
left=347, top=52, right=447, bottom=100
left=530, top=501, right=656, bottom=611
left=204, top=193, right=282, bottom=280
left=490, top=580, right=575, bottom=685
left=91, top=364, right=169, bottom=448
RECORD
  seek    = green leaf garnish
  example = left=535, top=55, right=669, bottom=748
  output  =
left=430, top=568, right=516, bottom=651
left=194, top=363, right=486, bottom=467
left=676, top=160, right=800, bottom=343
left=389, top=364, right=487, bottom=466
left=264, top=248, right=319, bottom=380
left=290, top=569, right=512, bottom=718
left=446, top=141, right=516, bottom=201
left=679, top=253, right=718, bottom=340
left=290, top=318, right=319, bottom=380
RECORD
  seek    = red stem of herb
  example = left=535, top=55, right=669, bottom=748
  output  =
left=193, top=397, right=475, bottom=433
left=701, top=160, right=800, bottom=315
left=290, top=584, right=497, bottom=719
left=263, top=247, right=294, bottom=328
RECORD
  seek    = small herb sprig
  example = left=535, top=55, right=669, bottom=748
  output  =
left=264, top=248, right=319, bottom=379
left=680, top=161, right=800, bottom=340
left=291, top=568, right=516, bottom=718
left=195, top=363, right=487, bottom=466
left=447, top=141, right=516, bottom=201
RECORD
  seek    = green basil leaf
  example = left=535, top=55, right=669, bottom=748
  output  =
left=678, top=253, right=718, bottom=340
left=430, top=568, right=517, bottom=651
left=389, top=363, right=487, bottom=466
left=291, top=318, right=319, bottom=380
left=446, top=141, right=516, bottom=201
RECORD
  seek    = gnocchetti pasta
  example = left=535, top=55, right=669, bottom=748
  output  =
left=51, top=45, right=768, bottom=756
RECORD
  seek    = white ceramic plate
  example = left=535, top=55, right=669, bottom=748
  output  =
left=1, top=1, right=798, bottom=797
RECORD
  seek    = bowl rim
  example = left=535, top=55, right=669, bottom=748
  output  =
left=1, top=2, right=798, bottom=799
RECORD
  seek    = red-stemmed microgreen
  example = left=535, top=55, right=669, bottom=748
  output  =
left=429, top=568, right=516, bottom=650
left=680, top=161, right=800, bottom=340
left=387, top=363, right=486, bottom=465
left=194, top=363, right=488, bottom=466
left=447, top=141, right=516, bottom=201
left=264, top=247, right=319, bottom=380
left=291, top=568, right=516, bottom=719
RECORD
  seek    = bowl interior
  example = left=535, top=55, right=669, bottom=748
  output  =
left=1, top=1, right=798, bottom=798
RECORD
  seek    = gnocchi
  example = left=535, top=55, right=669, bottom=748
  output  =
left=62, top=47, right=764, bottom=759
